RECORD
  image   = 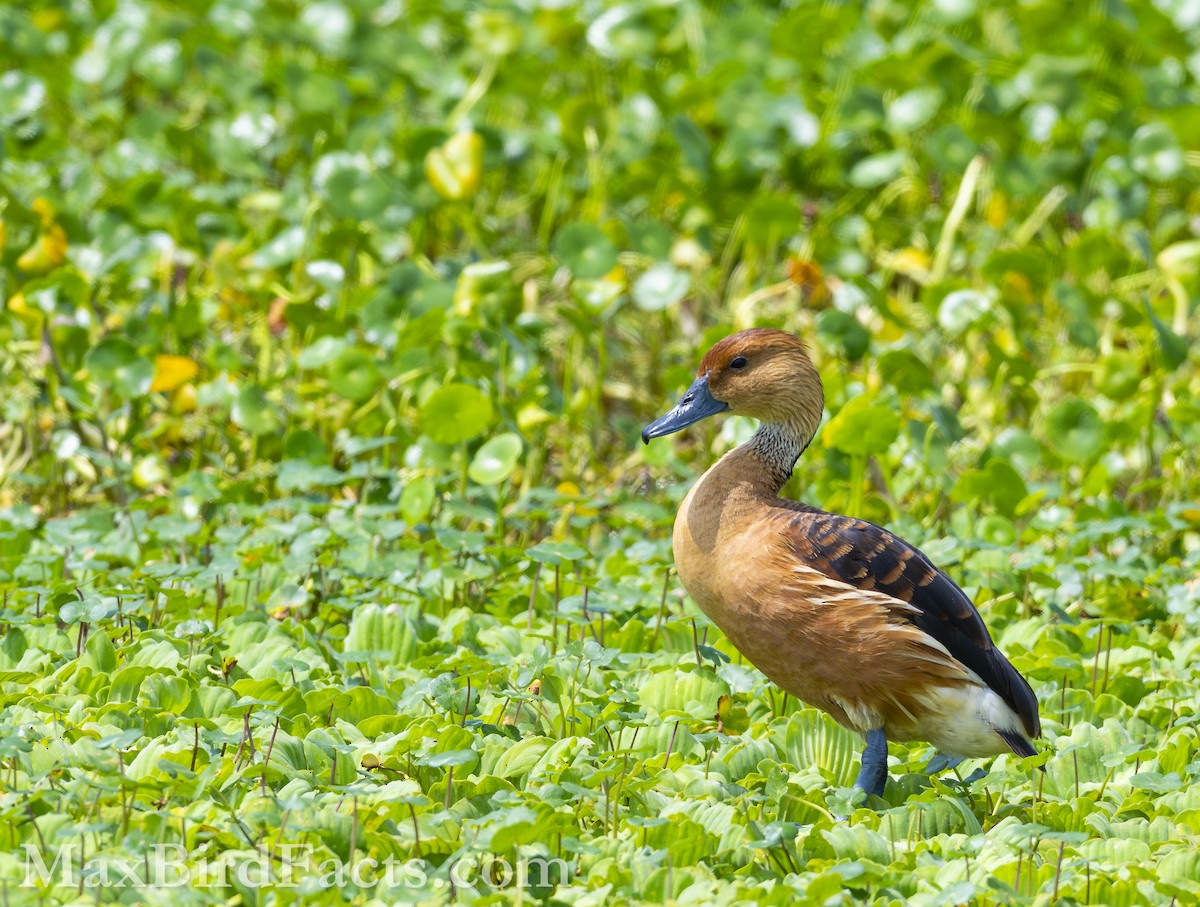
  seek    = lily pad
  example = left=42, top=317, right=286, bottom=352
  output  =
left=632, top=263, right=689, bottom=311
left=468, top=432, right=523, bottom=485
left=1045, top=396, right=1104, bottom=463
left=421, top=383, right=494, bottom=445
left=554, top=222, right=618, bottom=279
left=327, top=347, right=380, bottom=402
left=232, top=385, right=283, bottom=436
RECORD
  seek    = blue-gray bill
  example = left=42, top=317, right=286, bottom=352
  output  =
left=641, top=375, right=730, bottom=444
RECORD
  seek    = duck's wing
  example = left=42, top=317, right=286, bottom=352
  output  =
left=781, top=507, right=1040, bottom=741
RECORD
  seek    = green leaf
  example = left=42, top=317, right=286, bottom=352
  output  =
left=492, top=738, right=551, bottom=780
left=283, top=429, right=329, bottom=465
left=468, top=432, right=523, bottom=485
left=327, top=347, right=380, bottom=402
left=1157, top=239, right=1200, bottom=283
left=132, top=455, right=168, bottom=488
left=1044, top=396, right=1104, bottom=462
left=628, top=220, right=674, bottom=259
left=877, top=348, right=933, bottom=395
left=419, top=748, right=478, bottom=769
left=298, top=336, right=347, bottom=369
left=632, top=263, right=689, bottom=311
left=84, top=338, right=154, bottom=398
left=84, top=629, right=117, bottom=674
left=420, top=383, right=494, bottom=444
left=344, top=604, right=420, bottom=665
left=324, top=167, right=392, bottom=220
left=554, top=222, right=618, bottom=279
left=742, top=196, right=802, bottom=248
left=639, top=667, right=729, bottom=719
left=886, top=87, right=943, bottom=134
left=267, top=583, right=308, bottom=611
left=951, top=459, right=1028, bottom=517
left=2, top=628, right=28, bottom=665
left=816, top=309, right=870, bottom=361
left=453, top=260, right=518, bottom=319
left=774, top=709, right=861, bottom=788
left=822, top=395, right=900, bottom=457
left=848, top=150, right=908, bottom=187
left=823, top=824, right=891, bottom=862
left=1096, top=350, right=1141, bottom=398
left=232, top=385, right=283, bottom=436
left=1143, top=301, right=1188, bottom=371
left=937, top=289, right=992, bottom=334
left=140, top=673, right=194, bottom=714
left=60, top=597, right=115, bottom=623
left=400, top=477, right=436, bottom=524
left=525, top=541, right=587, bottom=564
left=247, top=225, right=305, bottom=269
left=669, top=115, right=711, bottom=173
left=1130, top=122, right=1184, bottom=181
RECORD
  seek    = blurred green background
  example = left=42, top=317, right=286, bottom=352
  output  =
left=2, top=0, right=1198, bottom=513
left=2, top=1, right=1200, bottom=904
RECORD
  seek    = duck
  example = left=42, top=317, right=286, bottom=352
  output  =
left=641, top=328, right=1040, bottom=798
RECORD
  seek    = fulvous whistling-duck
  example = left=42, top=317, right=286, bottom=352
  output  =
left=642, top=328, right=1040, bottom=798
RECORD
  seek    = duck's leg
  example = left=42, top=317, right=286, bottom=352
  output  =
left=854, top=728, right=889, bottom=798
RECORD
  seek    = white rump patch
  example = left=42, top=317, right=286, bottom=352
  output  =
left=909, top=684, right=1029, bottom=757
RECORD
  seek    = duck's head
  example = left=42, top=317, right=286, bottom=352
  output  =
left=641, top=328, right=824, bottom=444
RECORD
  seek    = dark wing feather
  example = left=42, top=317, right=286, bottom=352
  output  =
left=784, top=506, right=1040, bottom=740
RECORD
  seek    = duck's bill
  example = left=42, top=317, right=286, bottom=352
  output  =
left=641, top=375, right=730, bottom=443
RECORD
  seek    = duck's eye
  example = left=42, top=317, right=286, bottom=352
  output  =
left=729, top=356, right=748, bottom=370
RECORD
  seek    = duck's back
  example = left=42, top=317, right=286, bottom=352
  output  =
left=778, top=503, right=1039, bottom=746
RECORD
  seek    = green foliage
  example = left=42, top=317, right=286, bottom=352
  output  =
left=421, top=382, right=495, bottom=445
left=2, top=0, right=1200, bottom=905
